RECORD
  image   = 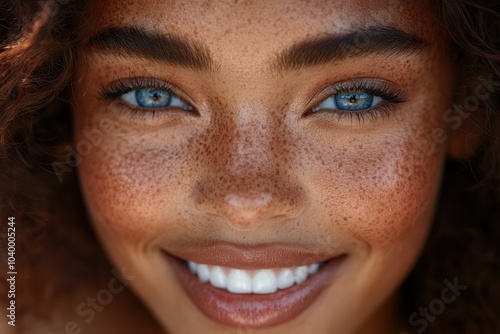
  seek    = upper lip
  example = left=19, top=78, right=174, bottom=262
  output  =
left=164, top=243, right=341, bottom=269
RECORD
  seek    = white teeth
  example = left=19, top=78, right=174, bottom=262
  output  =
left=227, top=269, right=252, bottom=294
left=294, top=266, right=309, bottom=284
left=252, top=270, right=278, bottom=294
left=308, top=263, right=320, bottom=275
left=210, top=266, right=226, bottom=288
left=277, top=269, right=295, bottom=289
left=188, top=261, right=198, bottom=274
left=197, top=264, right=210, bottom=283
left=186, top=261, right=323, bottom=294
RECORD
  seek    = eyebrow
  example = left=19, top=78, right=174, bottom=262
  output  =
left=88, top=26, right=215, bottom=71
left=87, top=25, right=426, bottom=74
left=273, top=25, right=427, bottom=73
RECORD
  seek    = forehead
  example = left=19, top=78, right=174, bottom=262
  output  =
left=87, top=0, right=438, bottom=57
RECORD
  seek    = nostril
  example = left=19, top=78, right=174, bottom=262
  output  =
left=193, top=177, right=305, bottom=230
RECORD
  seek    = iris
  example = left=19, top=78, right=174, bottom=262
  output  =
left=120, top=87, right=191, bottom=110
left=334, top=92, right=374, bottom=111
left=135, top=89, right=172, bottom=108
left=314, top=91, right=382, bottom=112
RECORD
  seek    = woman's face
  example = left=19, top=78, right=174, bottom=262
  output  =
left=72, top=0, right=456, bottom=332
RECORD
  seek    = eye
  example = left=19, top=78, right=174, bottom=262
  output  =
left=312, top=91, right=383, bottom=112
left=99, top=78, right=195, bottom=115
left=121, top=88, right=192, bottom=110
left=307, top=79, right=408, bottom=122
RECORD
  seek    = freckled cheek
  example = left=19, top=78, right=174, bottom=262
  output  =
left=76, top=132, right=190, bottom=243
left=303, top=132, right=445, bottom=246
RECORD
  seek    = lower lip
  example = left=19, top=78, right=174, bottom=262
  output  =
left=164, top=252, right=347, bottom=329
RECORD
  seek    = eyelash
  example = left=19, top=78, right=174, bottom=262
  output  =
left=99, top=78, right=407, bottom=123
left=308, top=79, right=408, bottom=123
left=99, top=77, right=189, bottom=120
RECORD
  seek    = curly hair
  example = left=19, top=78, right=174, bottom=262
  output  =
left=0, top=0, right=499, bottom=333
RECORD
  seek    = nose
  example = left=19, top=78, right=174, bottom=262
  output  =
left=194, top=173, right=304, bottom=231
left=192, top=117, right=304, bottom=231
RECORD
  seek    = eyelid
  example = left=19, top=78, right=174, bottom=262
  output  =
left=319, top=78, right=406, bottom=104
left=97, top=77, right=198, bottom=122
left=305, top=78, right=407, bottom=112
left=302, top=78, right=408, bottom=125
left=99, top=77, right=193, bottom=106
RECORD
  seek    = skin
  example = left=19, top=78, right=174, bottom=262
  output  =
left=70, top=0, right=474, bottom=333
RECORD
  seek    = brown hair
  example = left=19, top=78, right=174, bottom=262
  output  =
left=1, top=1, right=499, bottom=332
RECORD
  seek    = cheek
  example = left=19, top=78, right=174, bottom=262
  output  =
left=76, top=124, right=193, bottom=244
left=299, top=107, right=446, bottom=248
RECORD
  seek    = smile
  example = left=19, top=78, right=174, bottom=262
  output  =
left=187, top=261, right=323, bottom=294
left=164, top=244, right=347, bottom=328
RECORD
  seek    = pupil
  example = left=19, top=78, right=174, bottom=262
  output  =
left=135, top=89, right=171, bottom=108
left=150, top=92, right=161, bottom=101
left=334, top=92, right=373, bottom=111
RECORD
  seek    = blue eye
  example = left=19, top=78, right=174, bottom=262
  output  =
left=121, top=88, right=192, bottom=110
left=313, top=91, right=383, bottom=112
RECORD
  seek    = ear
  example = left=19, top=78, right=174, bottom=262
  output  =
left=446, top=61, right=491, bottom=160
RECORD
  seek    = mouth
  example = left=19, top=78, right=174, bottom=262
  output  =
left=163, top=244, right=347, bottom=328
left=186, top=260, right=324, bottom=293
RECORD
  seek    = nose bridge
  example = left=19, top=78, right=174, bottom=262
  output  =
left=193, top=108, right=303, bottom=230
left=230, top=113, right=274, bottom=173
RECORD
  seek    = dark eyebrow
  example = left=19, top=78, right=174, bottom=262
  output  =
left=273, top=25, right=427, bottom=73
left=87, top=26, right=215, bottom=71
